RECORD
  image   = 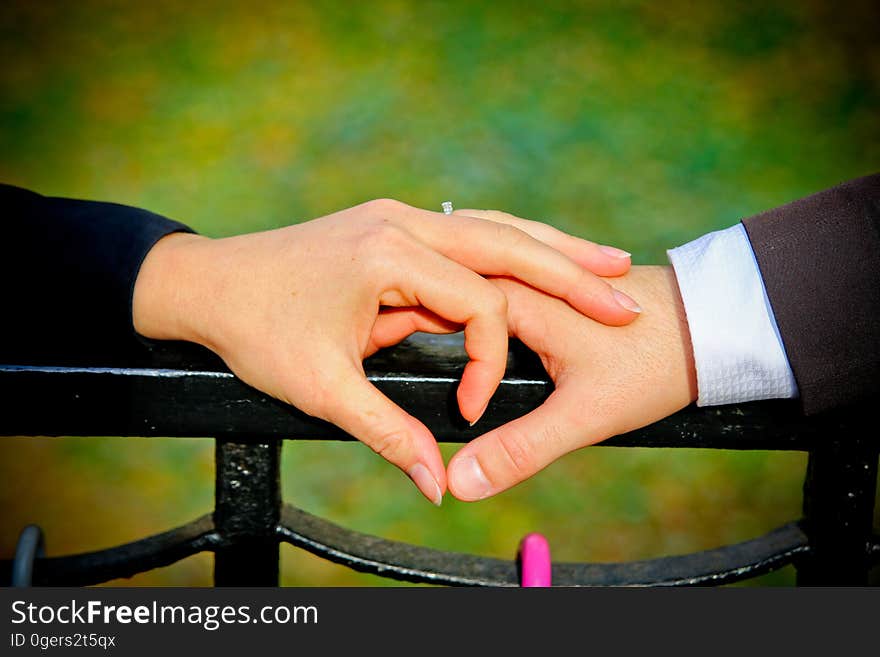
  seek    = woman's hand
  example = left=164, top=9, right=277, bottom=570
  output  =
left=132, top=198, right=639, bottom=504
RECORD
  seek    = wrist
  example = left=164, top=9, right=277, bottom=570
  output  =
left=659, top=265, right=699, bottom=405
left=617, top=265, right=698, bottom=406
left=132, top=231, right=213, bottom=345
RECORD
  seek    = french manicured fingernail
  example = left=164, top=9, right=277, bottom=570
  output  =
left=408, top=462, right=443, bottom=506
left=612, top=289, right=642, bottom=313
left=599, top=245, right=631, bottom=258
left=450, top=456, right=492, bottom=501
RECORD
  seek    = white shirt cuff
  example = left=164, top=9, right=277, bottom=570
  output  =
left=667, top=223, right=798, bottom=406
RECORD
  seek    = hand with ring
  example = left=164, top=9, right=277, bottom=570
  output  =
left=132, top=198, right=640, bottom=504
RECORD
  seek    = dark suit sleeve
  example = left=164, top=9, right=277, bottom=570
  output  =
left=0, top=184, right=195, bottom=365
left=742, top=173, right=880, bottom=414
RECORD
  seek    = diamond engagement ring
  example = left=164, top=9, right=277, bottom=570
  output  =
left=441, top=201, right=454, bottom=215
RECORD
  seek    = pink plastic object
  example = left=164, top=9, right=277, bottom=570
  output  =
left=518, top=532, right=552, bottom=587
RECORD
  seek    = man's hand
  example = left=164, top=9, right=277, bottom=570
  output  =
left=447, top=266, right=699, bottom=501
left=131, top=199, right=639, bottom=505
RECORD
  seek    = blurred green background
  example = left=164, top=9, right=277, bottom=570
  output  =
left=1, top=1, right=878, bottom=586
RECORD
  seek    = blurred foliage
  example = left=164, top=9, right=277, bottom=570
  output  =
left=0, top=0, right=878, bottom=587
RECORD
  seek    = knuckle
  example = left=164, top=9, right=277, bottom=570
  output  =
left=496, top=211, right=523, bottom=225
left=364, top=197, right=405, bottom=214
left=496, top=221, right=529, bottom=247
left=473, top=208, right=514, bottom=223
left=495, top=427, right=536, bottom=479
left=357, top=222, right=409, bottom=259
left=369, top=427, right=410, bottom=463
left=486, top=286, right=509, bottom=318
left=480, top=209, right=506, bottom=221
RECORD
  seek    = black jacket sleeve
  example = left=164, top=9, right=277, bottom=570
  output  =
left=742, top=173, right=880, bottom=414
left=0, top=184, right=194, bottom=365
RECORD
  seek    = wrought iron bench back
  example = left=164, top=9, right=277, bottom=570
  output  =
left=2, top=334, right=877, bottom=586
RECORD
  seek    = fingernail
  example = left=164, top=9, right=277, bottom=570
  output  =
left=450, top=456, right=492, bottom=501
left=408, top=462, right=443, bottom=506
left=469, top=399, right=490, bottom=427
left=612, top=289, right=642, bottom=313
left=599, top=245, right=631, bottom=259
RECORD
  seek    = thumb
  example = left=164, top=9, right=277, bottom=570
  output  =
left=324, top=366, right=447, bottom=506
left=447, top=390, right=592, bottom=501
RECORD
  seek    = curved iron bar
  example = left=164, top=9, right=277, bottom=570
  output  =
left=4, top=507, right=853, bottom=587
left=275, top=504, right=813, bottom=587
left=11, top=524, right=45, bottom=587
left=1, top=515, right=221, bottom=587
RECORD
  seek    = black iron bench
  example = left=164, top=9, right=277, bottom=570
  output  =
left=1, top=333, right=877, bottom=586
